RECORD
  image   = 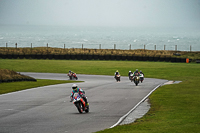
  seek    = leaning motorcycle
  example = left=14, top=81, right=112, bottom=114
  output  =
left=115, top=74, right=120, bottom=82
left=67, top=73, right=78, bottom=80
left=134, top=76, right=140, bottom=86
left=139, top=73, right=144, bottom=83
left=72, top=92, right=89, bottom=113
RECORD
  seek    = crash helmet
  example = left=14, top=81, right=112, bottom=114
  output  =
left=129, top=71, right=132, bottom=73
left=116, top=70, right=118, bottom=72
left=136, top=69, right=138, bottom=72
left=72, top=84, right=78, bottom=91
left=69, top=70, right=71, bottom=73
left=140, top=70, right=142, bottom=73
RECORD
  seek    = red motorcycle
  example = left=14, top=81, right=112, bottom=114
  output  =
left=67, top=72, right=78, bottom=80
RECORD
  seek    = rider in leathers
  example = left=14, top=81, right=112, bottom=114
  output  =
left=70, top=84, right=89, bottom=106
left=134, top=69, right=140, bottom=76
left=133, top=69, right=140, bottom=81
left=140, top=70, right=144, bottom=76
left=114, top=70, right=120, bottom=79
left=128, top=70, right=133, bottom=80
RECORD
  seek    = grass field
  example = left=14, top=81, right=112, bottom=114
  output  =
left=0, top=59, right=200, bottom=132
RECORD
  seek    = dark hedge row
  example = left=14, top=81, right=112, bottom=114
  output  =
left=0, top=53, right=191, bottom=63
left=0, top=78, right=37, bottom=83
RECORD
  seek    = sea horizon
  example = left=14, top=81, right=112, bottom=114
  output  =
left=0, top=24, right=200, bottom=51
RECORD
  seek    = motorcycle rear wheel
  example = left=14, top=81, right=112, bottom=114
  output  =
left=85, top=106, right=89, bottom=113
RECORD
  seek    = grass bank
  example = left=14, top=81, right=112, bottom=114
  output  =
left=0, top=59, right=200, bottom=132
left=0, top=69, right=36, bottom=82
left=0, top=79, right=81, bottom=94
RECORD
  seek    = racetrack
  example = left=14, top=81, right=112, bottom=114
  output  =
left=0, top=73, right=167, bottom=133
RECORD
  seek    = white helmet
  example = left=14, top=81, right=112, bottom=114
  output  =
left=72, top=84, right=78, bottom=90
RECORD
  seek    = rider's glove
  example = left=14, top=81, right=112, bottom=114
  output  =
left=70, top=97, right=73, bottom=102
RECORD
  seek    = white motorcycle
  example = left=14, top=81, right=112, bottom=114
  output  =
left=72, top=92, right=89, bottom=113
left=139, top=74, right=144, bottom=83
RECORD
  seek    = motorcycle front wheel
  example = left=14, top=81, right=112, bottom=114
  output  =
left=75, top=102, right=83, bottom=113
left=135, top=80, right=139, bottom=86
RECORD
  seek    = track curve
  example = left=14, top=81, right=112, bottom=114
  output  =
left=0, top=72, right=167, bottom=133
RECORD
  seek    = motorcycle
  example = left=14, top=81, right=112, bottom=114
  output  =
left=129, top=73, right=134, bottom=82
left=139, top=73, right=144, bottom=83
left=134, top=76, right=140, bottom=86
left=67, top=72, right=78, bottom=80
left=115, top=74, right=120, bottom=82
left=72, top=92, right=89, bottom=113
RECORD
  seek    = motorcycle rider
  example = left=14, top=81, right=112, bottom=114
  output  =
left=128, top=70, right=133, bottom=80
left=133, top=69, right=140, bottom=81
left=68, top=70, right=72, bottom=75
left=68, top=70, right=77, bottom=78
left=70, top=84, right=89, bottom=106
left=139, top=70, right=144, bottom=83
left=69, top=70, right=75, bottom=75
left=133, top=69, right=140, bottom=76
left=114, top=70, right=120, bottom=78
left=140, top=70, right=144, bottom=76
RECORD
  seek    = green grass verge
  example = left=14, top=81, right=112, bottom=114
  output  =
left=0, top=59, right=200, bottom=132
left=97, top=79, right=200, bottom=133
left=0, top=79, right=81, bottom=94
left=0, top=59, right=199, bottom=80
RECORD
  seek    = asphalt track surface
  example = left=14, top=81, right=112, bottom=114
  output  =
left=0, top=73, right=168, bottom=133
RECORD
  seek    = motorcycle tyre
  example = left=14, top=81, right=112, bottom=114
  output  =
left=135, top=80, right=139, bottom=86
left=75, top=102, right=83, bottom=113
left=85, top=106, right=89, bottom=113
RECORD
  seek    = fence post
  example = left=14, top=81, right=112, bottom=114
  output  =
left=82, top=44, right=83, bottom=49
left=15, top=43, right=17, bottom=49
left=175, top=45, right=177, bottom=51
left=64, top=44, right=65, bottom=49
left=114, top=44, right=116, bottom=49
left=31, top=43, right=32, bottom=53
left=164, top=45, right=166, bottom=50
left=154, top=45, right=156, bottom=50
left=46, top=43, right=48, bottom=53
left=6, top=43, right=7, bottom=48
left=144, top=44, right=145, bottom=50
left=99, top=44, right=101, bottom=49
left=190, top=45, right=191, bottom=52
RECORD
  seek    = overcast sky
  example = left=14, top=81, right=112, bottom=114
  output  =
left=0, top=0, right=200, bottom=28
